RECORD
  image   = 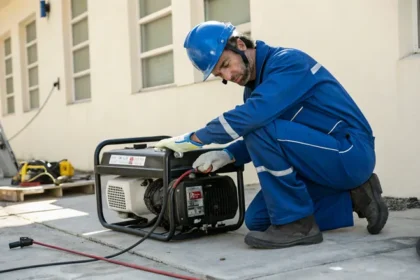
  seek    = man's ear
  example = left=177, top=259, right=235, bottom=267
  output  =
left=236, top=38, right=247, bottom=51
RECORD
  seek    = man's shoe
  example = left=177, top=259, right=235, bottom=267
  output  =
left=244, top=215, right=323, bottom=249
left=350, top=173, right=389, bottom=234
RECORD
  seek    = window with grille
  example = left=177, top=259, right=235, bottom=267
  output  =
left=138, top=0, right=174, bottom=89
left=25, top=20, right=39, bottom=110
left=70, top=0, right=91, bottom=101
left=3, top=37, right=14, bottom=115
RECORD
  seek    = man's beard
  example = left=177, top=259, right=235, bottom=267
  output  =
left=238, top=63, right=251, bottom=85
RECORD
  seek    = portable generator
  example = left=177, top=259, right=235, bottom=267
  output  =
left=94, top=136, right=245, bottom=241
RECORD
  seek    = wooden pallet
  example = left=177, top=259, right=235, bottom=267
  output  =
left=0, top=180, right=95, bottom=202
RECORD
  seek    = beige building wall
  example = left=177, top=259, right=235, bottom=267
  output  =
left=0, top=0, right=419, bottom=197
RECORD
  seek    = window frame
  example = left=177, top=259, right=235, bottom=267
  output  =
left=70, top=0, right=91, bottom=102
left=136, top=1, right=175, bottom=91
left=1, top=35, right=15, bottom=115
left=413, top=0, right=420, bottom=53
left=23, top=19, right=40, bottom=111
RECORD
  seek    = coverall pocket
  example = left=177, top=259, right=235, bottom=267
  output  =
left=283, top=104, right=346, bottom=136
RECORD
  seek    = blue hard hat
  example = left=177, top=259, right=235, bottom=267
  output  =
left=184, top=21, right=235, bottom=81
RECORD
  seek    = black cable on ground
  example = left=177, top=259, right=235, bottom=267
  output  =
left=0, top=169, right=195, bottom=276
left=1, top=188, right=168, bottom=273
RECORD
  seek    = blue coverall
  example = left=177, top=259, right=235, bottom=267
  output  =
left=194, top=40, right=376, bottom=231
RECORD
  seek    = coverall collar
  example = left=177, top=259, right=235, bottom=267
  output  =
left=253, top=40, right=270, bottom=86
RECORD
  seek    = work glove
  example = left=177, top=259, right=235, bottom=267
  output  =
left=154, top=133, right=203, bottom=153
left=192, top=150, right=235, bottom=172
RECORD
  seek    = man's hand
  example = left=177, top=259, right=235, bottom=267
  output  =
left=192, top=150, right=235, bottom=172
left=154, top=132, right=203, bottom=153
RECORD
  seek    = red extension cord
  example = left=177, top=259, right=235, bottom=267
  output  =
left=5, top=168, right=207, bottom=279
left=32, top=240, right=200, bottom=280
left=30, top=169, right=201, bottom=279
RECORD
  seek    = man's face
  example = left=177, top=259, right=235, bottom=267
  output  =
left=211, top=47, right=251, bottom=86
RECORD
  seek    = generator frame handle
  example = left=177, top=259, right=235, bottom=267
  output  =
left=93, top=136, right=246, bottom=241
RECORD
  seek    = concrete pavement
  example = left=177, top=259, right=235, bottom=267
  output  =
left=1, top=178, right=420, bottom=280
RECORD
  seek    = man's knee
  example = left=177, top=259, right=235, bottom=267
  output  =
left=243, top=122, right=277, bottom=144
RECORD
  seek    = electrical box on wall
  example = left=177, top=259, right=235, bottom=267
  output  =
left=40, top=0, right=50, bottom=18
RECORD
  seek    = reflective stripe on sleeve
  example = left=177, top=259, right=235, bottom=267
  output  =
left=218, top=114, right=240, bottom=139
left=311, top=63, right=322, bottom=74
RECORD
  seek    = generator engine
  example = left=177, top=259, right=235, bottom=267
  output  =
left=106, top=173, right=238, bottom=230
left=94, top=137, right=245, bottom=241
